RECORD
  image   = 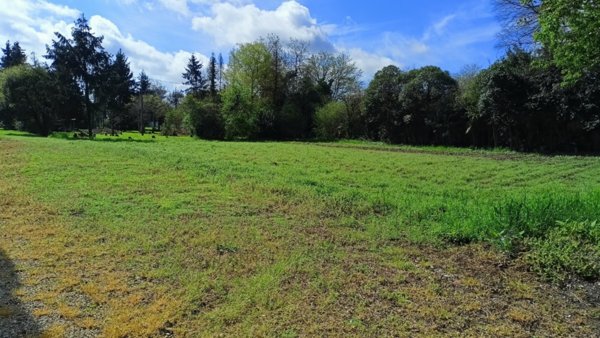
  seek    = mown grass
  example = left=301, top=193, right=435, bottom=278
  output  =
left=1, top=129, right=599, bottom=336
left=49, top=131, right=600, bottom=253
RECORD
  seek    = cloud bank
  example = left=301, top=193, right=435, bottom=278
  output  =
left=0, top=0, right=500, bottom=86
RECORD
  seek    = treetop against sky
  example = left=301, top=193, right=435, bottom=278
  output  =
left=0, top=0, right=502, bottom=88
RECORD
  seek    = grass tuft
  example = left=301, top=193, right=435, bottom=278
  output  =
left=527, top=220, right=600, bottom=282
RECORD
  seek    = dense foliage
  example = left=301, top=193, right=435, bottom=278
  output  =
left=533, top=0, right=600, bottom=83
left=0, top=41, right=27, bottom=69
left=1, top=3, right=599, bottom=153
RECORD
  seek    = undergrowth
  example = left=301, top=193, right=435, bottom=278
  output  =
left=437, top=192, right=600, bottom=281
left=528, top=220, right=600, bottom=283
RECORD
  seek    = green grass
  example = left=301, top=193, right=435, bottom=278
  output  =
left=1, top=129, right=599, bottom=336
left=45, top=130, right=600, bottom=249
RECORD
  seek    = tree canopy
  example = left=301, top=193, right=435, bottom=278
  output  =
left=183, top=54, right=207, bottom=98
left=1, top=8, right=599, bottom=154
left=45, top=15, right=109, bottom=138
left=1, top=41, right=27, bottom=69
left=532, top=0, right=600, bottom=83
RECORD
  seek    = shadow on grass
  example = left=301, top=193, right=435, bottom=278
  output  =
left=2, top=132, right=44, bottom=138
left=50, top=133, right=157, bottom=143
left=89, top=138, right=156, bottom=144
left=0, top=249, right=40, bottom=338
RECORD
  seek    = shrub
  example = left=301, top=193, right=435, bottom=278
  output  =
left=314, top=101, right=348, bottom=140
left=221, top=85, right=259, bottom=140
left=2, top=65, right=57, bottom=136
left=178, top=96, right=224, bottom=139
left=527, top=220, right=600, bottom=283
left=191, top=101, right=224, bottom=140
left=162, top=107, right=187, bottom=136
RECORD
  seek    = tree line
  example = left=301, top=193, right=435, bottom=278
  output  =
left=1, top=0, right=599, bottom=153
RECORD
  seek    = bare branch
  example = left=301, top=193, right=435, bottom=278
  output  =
left=494, top=0, right=541, bottom=50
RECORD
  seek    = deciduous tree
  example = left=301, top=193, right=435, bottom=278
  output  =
left=532, top=0, right=600, bottom=83
left=364, top=65, right=404, bottom=141
left=221, top=42, right=271, bottom=139
left=3, top=66, right=58, bottom=136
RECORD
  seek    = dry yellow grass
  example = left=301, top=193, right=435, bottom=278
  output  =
left=0, top=307, right=13, bottom=317
left=0, top=141, right=183, bottom=336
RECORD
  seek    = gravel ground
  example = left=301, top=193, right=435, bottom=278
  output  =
left=0, top=254, right=100, bottom=338
left=0, top=254, right=40, bottom=338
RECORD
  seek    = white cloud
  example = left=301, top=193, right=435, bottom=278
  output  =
left=372, top=6, right=500, bottom=71
left=113, top=0, right=251, bottom=16
left=114, top=0, right=137, bottom=5
left=191, top=1, right=331, bottom=49
left=0, top=0, right=79, bottom=60
left=338, top=46, right=399, bottom=82
left=89, top=15, right=208, bottom=88
left=381, top=32, right=430, bottom=61
left=431, top=14, right=457, bottom=37
left=36, top=1, right=80, bottom=18
left=157, top=0, right=190, bottom=16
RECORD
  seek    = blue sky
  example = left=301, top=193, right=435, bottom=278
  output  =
left=0, top=0, right=503, bottom=88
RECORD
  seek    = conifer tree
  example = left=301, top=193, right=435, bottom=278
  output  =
left=45, top=15, right=109, bottom=138
left=182, top=54, right=206, bottom=98
left=1, top=41, right=27, bottom=68
left=137, top=71, right=150, bottom=134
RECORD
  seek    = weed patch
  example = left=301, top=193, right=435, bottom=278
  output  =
left=528, top=220, right=600, bottom=283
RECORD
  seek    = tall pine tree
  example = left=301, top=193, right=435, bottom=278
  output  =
left=106, top=50, right=135, bottom=135
left=1, top=41, right=11, bottom=68
left=208, top=53, right=217, bottom=101
left=137, top=71, right=150, bottom=135
left=182, top=54, right=206, bottom=98
left=1, top=41, right=27, bottom=68
left=46, top=15, right=109, bottom=138
left=218, top=53, right=224, bottom=90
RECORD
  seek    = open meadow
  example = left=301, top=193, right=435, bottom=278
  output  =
left=2, top=0, right=600, bottom=336
left=1, top=130, right=599, bottom=337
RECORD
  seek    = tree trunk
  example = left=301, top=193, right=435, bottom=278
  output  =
left=140, top=95, right=145, bottom=135
left=151, top=110, right=155, bottom=133
left=85, top=85, right=93, bottom=139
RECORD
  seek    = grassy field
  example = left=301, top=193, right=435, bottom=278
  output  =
left=1, top=130, right=599, bottom=337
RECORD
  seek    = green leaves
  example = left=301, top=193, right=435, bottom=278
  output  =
left=534, top=0, right=600, bottom=84
left=314, top=101, right=348, bottom=140
left=45, top=14, right=110, bottom=136
left=2, top=65, right=58, bottom=136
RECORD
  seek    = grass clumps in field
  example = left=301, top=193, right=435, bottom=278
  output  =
left=528, top=220, right=600, bottom=282
left=439, top=193, right=600, bottom=282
